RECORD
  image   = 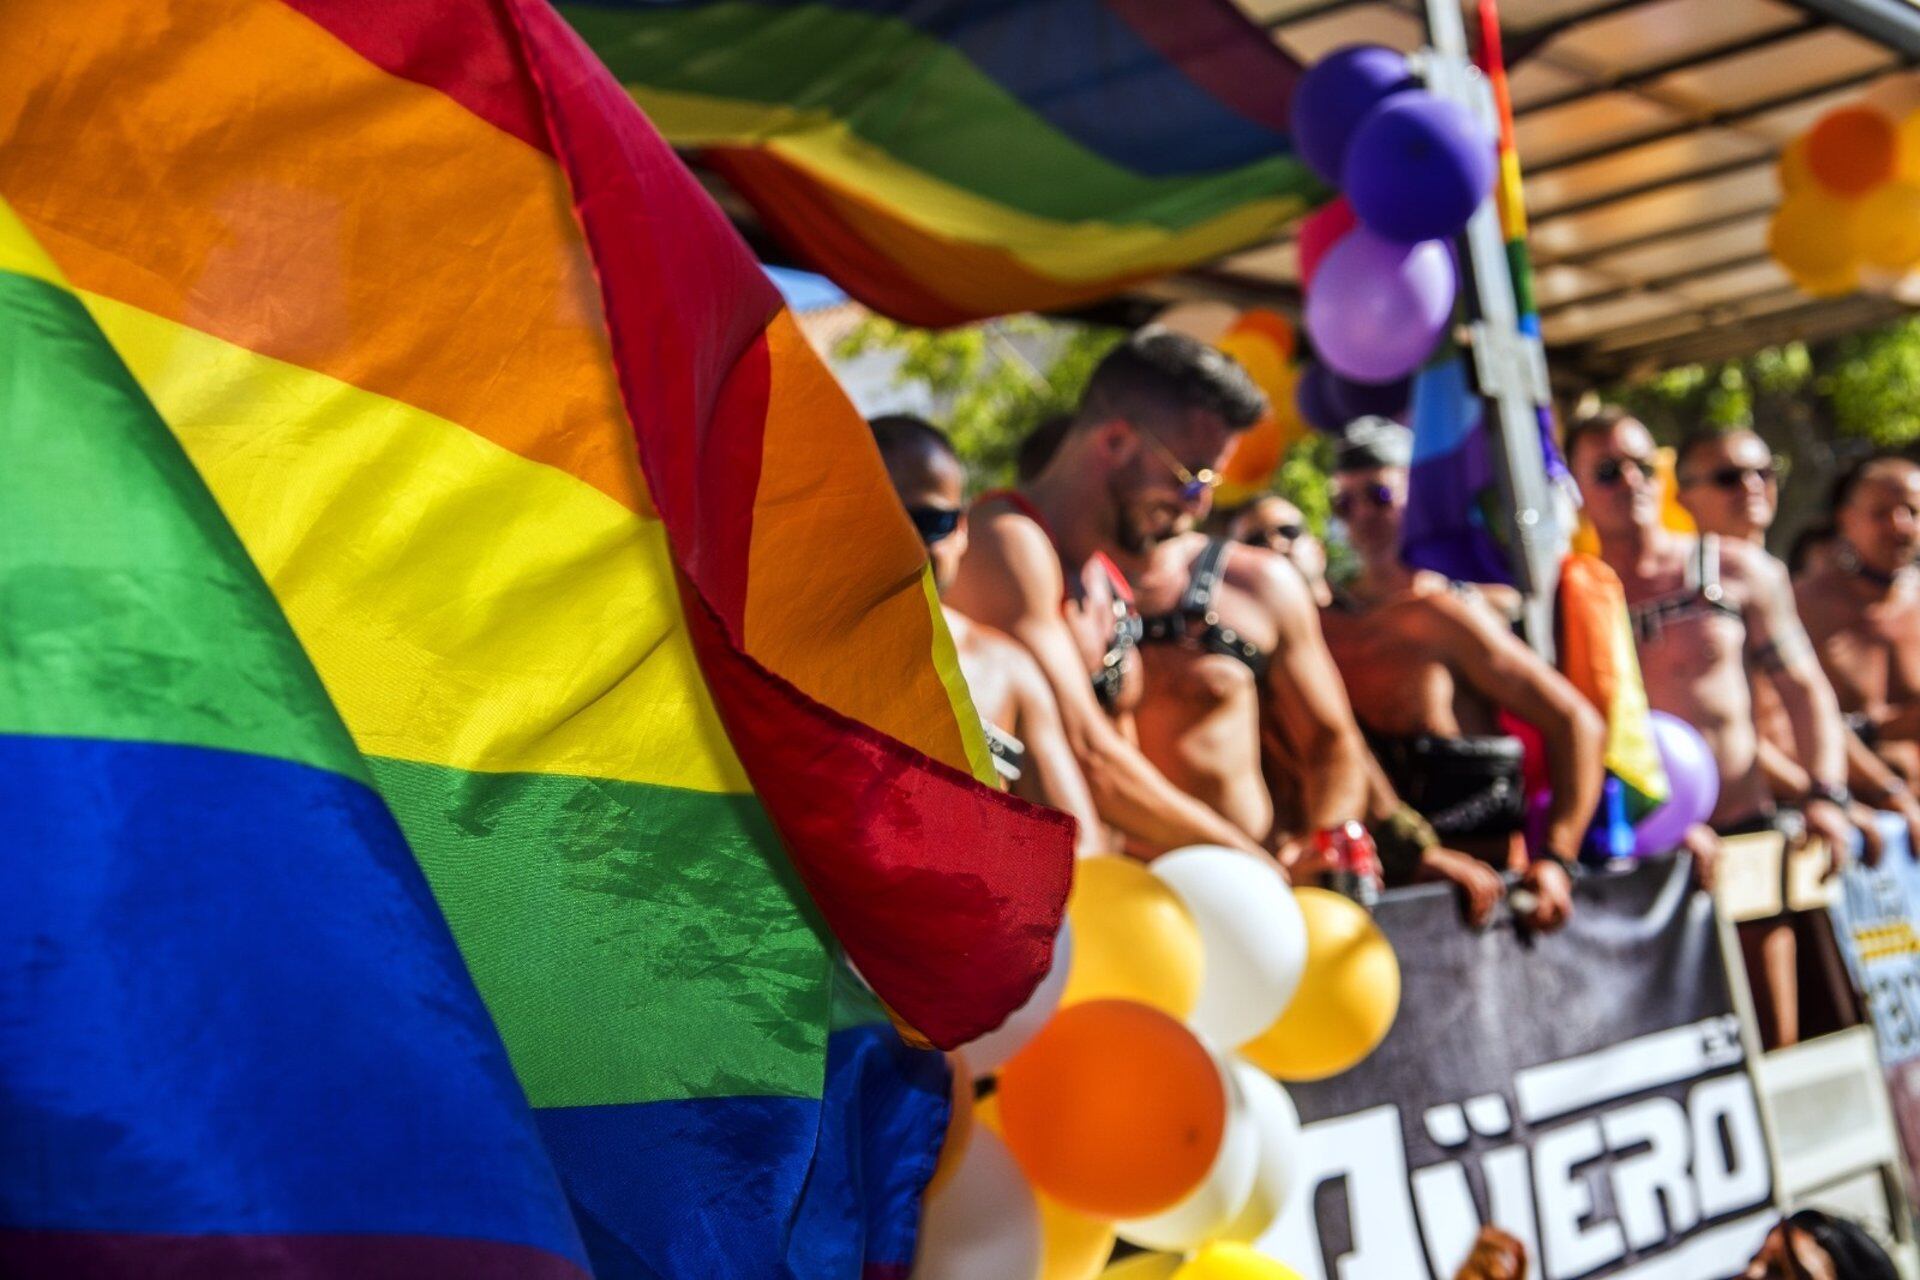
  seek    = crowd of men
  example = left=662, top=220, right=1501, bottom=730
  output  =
left=874, top=326, right=1920, bottom=1050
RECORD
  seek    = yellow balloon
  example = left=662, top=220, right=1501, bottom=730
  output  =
left=1855, top=181, right=1920, bottom=270
left=1100, top=1254, right=1185, bottom=1280
left=1900, top=109, right=1920, bottom=182
left=1654, top=447, right=1696, bottom=534
left=1061, top=856, right=1204, bottom=1019
left=1777, top=134, right=1813, bottom=195
left=1174, top=1242, right=1306, bottom=1280
left=1040, top=1194, right=1118, bottom=1280
left=1241, top=888, right=1400, bottom=1081
left=1768, top=187, right=1861, bottom=285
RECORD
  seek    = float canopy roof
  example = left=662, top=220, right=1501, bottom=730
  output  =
left=1148, top=0, right=1920, bottom=386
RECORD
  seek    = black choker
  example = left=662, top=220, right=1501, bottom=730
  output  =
left=1838, top=542, right=1902, bottom=590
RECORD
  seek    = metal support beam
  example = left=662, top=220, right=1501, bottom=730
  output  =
left=1419, top=0, right=1564, bottom=658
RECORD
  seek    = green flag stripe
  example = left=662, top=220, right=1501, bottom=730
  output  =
left=0, top=266, right=368, bottom=783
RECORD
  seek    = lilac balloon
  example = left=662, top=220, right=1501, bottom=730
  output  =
left=1346, top=91, right=1496, bottom=243
left=1291, top=45, right=1417, bottom=185
left=1632, top=712, right=1722, bottom=857
left=1329, top=370, right=1412, bottom=421
left=1295, top=362, right=1345, bottom=433
left=1304, top=229, right=1456, bottom=384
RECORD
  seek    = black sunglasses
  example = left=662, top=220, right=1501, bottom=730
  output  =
left=1592, top=456, right=1653, bottom=487
left=1331, top=485, right=1394, bottom=519
left=1685, top=463, right=1778, bottom=491
left=1243, top=522, right=1305, bottom=549
left=907, top=505, right=961, bottom=546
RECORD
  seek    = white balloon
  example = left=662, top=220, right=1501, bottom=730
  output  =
left=914, top=1126, right=1042, bottom=1279
left=964, top=922, right=1072, bottom=1075
left=1152, top=846, right=1307, bottom=1047
left=1115, top=1044, right=1259, bottom=1252
left=1219, top=1059, right=1304, bottom=1245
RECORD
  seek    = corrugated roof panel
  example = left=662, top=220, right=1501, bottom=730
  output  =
left=1579, top=213, right=1774, bottom=278
left=1515, top=91, right=1688, bottom=164
left=1534, top=0, right=1806, bottom=80
left=1643, top=27, right=1894, bottom=112
left=1530, top=165, right=1777, bottom=258
left=1542, top=290, right=1691, bottom=341
left=1525, top=130, right=1770, bottom=213
left=1669, top=258, right=1794, bottom=305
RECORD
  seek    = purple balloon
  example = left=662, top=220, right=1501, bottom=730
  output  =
left=1295, top=362, right=1345, bottom=433
left=1632, top=712, right=1722, bottom=857
left=1346, top=91, right=1496, bottom=243
left=1304, top=229, right=1457, bottom=384
left=1329, top=371, right=1412, bottom=421
left=1291, top=45, right=1417, bottom=186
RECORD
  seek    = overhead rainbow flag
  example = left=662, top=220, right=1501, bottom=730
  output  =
left=565, top=0, right=1321, bottom=326
left=0, top=0, right=1074, bottom=1275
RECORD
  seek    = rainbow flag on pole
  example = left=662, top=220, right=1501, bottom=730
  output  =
left=0, top=1, right=1074, bottom=1275
left=566, top=0, right=1321, bottom=325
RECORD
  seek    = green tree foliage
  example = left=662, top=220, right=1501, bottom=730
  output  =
left=835, top=315, right=1124, bottom=491
left=1824, top=317, right=1920, bottom=447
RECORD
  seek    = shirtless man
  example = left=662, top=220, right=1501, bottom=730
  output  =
left=1317, top=420, right=1599, bottom=930
left=1797, top=456, right=1920, bottom=799
left=1571, top=410, right=1852, bottom=1047
left=872, top=415, right=1102, bottom=856
left=1218, top=495, right=1333, bottom=607
left=949, top=328, right=1350, bottom=861
left=1678, top=429, right=1916, bottom=858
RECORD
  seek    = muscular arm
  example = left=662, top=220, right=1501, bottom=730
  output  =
left=1003, top=645, right=1105, bottom=857
left=947, top=514, right=1266, bottom=857
left=1427, top=594, right=1607, bottom=863
left=1744, top=550, right=1846, bottom=790
left=1243, top=551, right=1370, bottom=831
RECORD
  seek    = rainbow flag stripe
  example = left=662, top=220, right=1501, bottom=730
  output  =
left=0, top=0, right=1073, bottom=1274
left=0, top=200, right=590, bottom=1278
left=566, top=0, right=1320, bottom=325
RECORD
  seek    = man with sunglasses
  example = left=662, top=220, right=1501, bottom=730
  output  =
left=1570, top=411, right=1852, bottom=1046
left=1680, top=430, right=1919, bottom=865
left=950, top=328, right=1346, bottom=861
left=1317, top=419, right=1603, bottom=931
left=871, top=415, right=1102, bottom=855
left=1217, top=495, right=1333, bottom=607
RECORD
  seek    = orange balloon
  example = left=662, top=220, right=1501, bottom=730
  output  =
left=927, top=1051, right=975, bottom=1196
left=1227, top=309, right=1297, bottom=363
left=1806, top=106, right=1898, bottom=196
left=998, top=1000, right=1226, bottom=1220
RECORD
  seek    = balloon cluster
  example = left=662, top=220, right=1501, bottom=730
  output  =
left=915, top=850, right=1403, bottom=1279
left=1769, top=74, right=1920, bottom=296
left=1213, top=311, right=1309, bottom=506
left=1289, top=46, right=1493, bottom=433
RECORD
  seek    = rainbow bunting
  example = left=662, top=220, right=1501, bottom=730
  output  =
left=0, top=1, right=1074, bottom=1275
left=566, top=0, right=1322, bottom=325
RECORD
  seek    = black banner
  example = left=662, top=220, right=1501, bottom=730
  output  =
left=1259, top=856, right=1777, bottom=1280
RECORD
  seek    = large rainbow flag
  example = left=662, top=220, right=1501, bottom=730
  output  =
left=0, top=198, right=589, bottom=1279
left=566, top=0, right=1321, bottom=325
left=0, top=1, right=1075, bottom=1275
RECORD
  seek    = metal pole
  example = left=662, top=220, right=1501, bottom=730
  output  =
left=1418, top=0, right=1564, bottom=659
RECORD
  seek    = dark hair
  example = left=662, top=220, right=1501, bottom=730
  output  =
left=1830, top=453, right=1916, bottom=512
left=869, top=414, right=957, bottom=469
left=1078, top=326, right=1266, bottom=437
left=1561, top=405, right=1639, bottom=464
left=1675, top=426, right=1759, bottom=478
left=1786, top=1209, right=1898, bottom=1280
left=1786, top=523, right=1836, bottom=577
left=1017, top=413, right=1072, bottom=481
